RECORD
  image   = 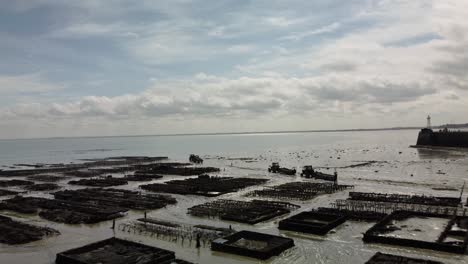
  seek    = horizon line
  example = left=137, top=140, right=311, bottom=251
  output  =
left=0, top=126, right=424, bottom=141
left=2, top=123, right=467, bottom=141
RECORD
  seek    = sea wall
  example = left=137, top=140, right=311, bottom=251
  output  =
left=416, top=129, right=468, bottom=148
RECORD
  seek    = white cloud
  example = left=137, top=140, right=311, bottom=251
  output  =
left=281, top=22, right=341, bottom=41
left=0, top=72, right=467, bottom=138
left=50, top=23, right=140, bottom=39
left=264, top=16, right=307, bottom=28
left=226, top=45, right=256, bottom=54
left=0, top=73, right=63, bottom=95
left=0, top=74, right=441, bottom=121
left=1, top=0, right=468, bottom=138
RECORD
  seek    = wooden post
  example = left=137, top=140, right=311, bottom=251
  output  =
left=196, top=233, right=201, bottom=248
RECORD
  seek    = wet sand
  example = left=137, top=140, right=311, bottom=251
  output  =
left=1, top=130, right=468, bottom=263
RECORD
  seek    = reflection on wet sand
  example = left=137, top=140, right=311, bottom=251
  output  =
left=415, top=147, right=468, bottom=160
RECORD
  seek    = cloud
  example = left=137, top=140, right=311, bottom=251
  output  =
left=226, top=45, right=256, bottom=54
left=264, top=16, right=307, bottom=28
left=318, top=62, right=357, bottom=73
left=0, top=74, right=439, bottom=122
left=50, top=23, right=140, bottom=39
left=425, top=1, right=468, bottom=90
left=281, top=22, right=341, bottom=41
left=1, top=0, right=468, bottom=138
left=445, top=93, right=459, bottom=100
left=0, top=73, right=63, bottom=95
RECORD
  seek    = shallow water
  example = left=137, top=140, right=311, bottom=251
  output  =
left=1, top=130, right=468, bottom=264
left=384, top=217, right=449, bottom=241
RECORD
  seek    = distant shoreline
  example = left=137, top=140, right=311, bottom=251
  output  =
left=2, top=124, right=467, bottom=141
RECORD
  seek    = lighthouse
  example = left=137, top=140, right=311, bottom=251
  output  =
left=426, top=115, right=431, bottom=129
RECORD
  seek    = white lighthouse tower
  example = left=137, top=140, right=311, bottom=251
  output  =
left=426, top=115, right=431, bottom=129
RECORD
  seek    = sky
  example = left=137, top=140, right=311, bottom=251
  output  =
left=0, top=0, right=467, bottom=139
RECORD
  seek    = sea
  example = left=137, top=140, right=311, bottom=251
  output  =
left=1, top=129, right=468, bottom=264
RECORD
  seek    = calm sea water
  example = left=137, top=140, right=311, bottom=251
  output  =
left=1, top=130, right=468, bottom=264
left=0, top=130, right=424, bottom=165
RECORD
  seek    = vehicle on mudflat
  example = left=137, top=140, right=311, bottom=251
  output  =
left=300, top=165, right=337, bottom=182
left=268, top=162, right=296, bottom=175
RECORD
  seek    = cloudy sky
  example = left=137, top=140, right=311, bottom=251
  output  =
left=0, top=0, right=467, bottom=138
